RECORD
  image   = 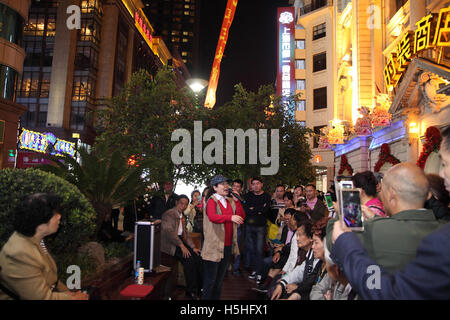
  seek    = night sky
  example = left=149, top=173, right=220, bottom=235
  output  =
left=195, top=0, right=290, bottom=107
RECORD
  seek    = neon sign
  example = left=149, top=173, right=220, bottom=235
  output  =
left=384, top=7, right=450, bottom=90
left=135, top=11, right=153, bottom=48
left=277, top=7, right=296, bottom=118
left=18, top=129, right=76, bottom=158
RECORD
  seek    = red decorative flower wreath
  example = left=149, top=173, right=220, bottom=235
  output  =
left=416, top=126, right=442, bottom=169
left=374, top=143, right=400, bottom=172
left=338, top=154, right=353, bottom=175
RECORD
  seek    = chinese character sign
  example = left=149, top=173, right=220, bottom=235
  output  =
left=277, top=7, right=296, bottom=118
left=204, top=0, right=238, bottom=109
left=383, top=7, right=450, bottom=91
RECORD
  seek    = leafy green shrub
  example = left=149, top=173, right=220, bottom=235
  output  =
left=103, top=242, right=132, bottom=260
left=0, top=168, right=96, bottom=256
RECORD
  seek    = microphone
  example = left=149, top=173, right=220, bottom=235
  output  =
left=228, top=188, right=246, bottom=204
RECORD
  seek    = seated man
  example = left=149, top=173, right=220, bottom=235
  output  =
left=326, top=162, right=443, bottom=273
left=161, top=195, right=202, bottom=300
left=255, top=210, right=307, bottom=293
left=270, top=221, right=323, bottom=300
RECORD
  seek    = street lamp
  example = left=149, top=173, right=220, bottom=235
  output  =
left=186, top=78, right=208, bottom=94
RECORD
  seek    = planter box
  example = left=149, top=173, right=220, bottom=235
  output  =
left=82, top=253, right=134, bottom=300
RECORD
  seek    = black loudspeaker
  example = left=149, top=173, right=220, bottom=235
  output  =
left=134, top=220, right=161, bottom=272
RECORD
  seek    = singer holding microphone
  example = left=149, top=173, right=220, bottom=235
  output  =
left=201, top=175, right=245, bottom=300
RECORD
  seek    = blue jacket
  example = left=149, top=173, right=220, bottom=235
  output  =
left=330, top=222, right=450, bottom=299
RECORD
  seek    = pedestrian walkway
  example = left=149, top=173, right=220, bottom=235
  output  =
left=171, top=269, right=265, bottom=300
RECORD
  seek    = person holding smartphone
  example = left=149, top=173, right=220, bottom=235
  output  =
left=299, top=184, right=328, bottom=222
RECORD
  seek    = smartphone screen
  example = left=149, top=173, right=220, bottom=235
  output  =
left=341, top=190, right=363, bottom=229
left=324, top=193, right=334, bottom=210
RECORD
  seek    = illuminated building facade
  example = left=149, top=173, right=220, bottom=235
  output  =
left=289, top=0, right=449, bottom=187
left=333, top=0, right=449, bottom=177
left=7, top=0, right=188, bottom=168
left=0, top=0, right=30, bottom=168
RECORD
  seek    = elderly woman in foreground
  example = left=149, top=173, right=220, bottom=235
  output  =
left=0, top=193, right=88, bottom=300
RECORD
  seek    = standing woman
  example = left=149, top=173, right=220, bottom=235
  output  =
left=201, top=175, right=245, bottom=300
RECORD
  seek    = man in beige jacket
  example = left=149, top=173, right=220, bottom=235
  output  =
left=161, top=195, right=202, bottom=300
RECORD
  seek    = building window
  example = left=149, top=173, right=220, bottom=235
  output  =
left=181, top=51, right=188, bottom=56
left=81, top=0, right=103, bottom=15
left=313, top=87, right=327, bottom=110
left=295, top=59, right=305, bottom=70
left=79, top=18, right=101, bottom=45
left=75, top=43, right=99, bottom=71
left=296, top=40, right=305, bottom=49
left=72, top=74, right=96, bottom=103
left=313, top=52, right=326, bottom=72
left=296, top=80, right=305, bottom=90
left=0, top=3, right=24, bottom=45
left=313, top=125, right=327, bottom=148
left=313, top=23, right=326, bottom=40
left=396, top=0, right=408, bottom=11
left=182, top=38, right=188, bottom=42
left=296, top=100, right=306, bottom=111
left=0, top=64, right=18, bottom=100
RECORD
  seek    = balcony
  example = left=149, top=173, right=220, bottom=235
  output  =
left=299, top=0, right=332, bottom=16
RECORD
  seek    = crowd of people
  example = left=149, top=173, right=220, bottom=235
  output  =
left=0, top=127, right=449, bottom=300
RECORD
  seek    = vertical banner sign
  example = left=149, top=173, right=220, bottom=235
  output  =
left=277, top=7, right=295, bottom=118
left=204, top=0, right=238, bottom=109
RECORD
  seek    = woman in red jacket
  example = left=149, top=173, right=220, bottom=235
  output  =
left=201, top=175, right=245, bottom=300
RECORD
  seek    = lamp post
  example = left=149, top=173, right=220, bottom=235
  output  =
left=186, top=78, right=208, bottom=108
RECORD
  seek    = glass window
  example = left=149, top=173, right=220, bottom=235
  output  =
left=313, top=23, right=326, bottom=40
left=296, top=80, right=305, bottom=90
left=0, top=64, right=18, bottom=100
left=296, top=40, right=305, bottom=49
left=0, top=3, right=24, bottom=45
left=296, top=100, right=306, bottom=111
left=313, top=125, right=327, bottom=148
left=295, top=59, right=305, bottom=70
left=313, top=52, right=326, bottom=72
left=313, top=87, right=327, bottom=110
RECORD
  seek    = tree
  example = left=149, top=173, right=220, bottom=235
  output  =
left=94, top=68, right=314, bottom=193
left=95, top=67, right=203, bottom=186
left=175, top=84, right=315, bottom=191
left=39, top=144, right=149, bottom=233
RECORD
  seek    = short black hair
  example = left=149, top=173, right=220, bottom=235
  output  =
left=14, top=193, right=62, bottom=237
left=305, top=184, right=316, bottom=190
left=283, top=191, right=294, bottom=202
left=284, top=208, right=297, bottom=216
left=232, top=179, right=243, bottom=187
left=442, top=126, right=450, bottom=151
left=177, top=194, right=189, bottom=202
left=251, top=176, right=263, bottom=184
left=275, top=184, right=285, bottom=191
left=352, top=171, right=378, bottom=197
left=294, top=185, right=304, bottom=191
left=292, top=211, right=308, bottom=228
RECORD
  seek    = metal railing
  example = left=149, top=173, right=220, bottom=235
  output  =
left=299, top=0, right=332, bottom=16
